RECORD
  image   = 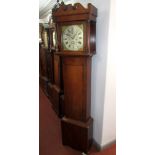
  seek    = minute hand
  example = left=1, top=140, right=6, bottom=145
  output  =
left=72, top=31, right=78, bottom=39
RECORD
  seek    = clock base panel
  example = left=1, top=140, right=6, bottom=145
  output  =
left=39, top=75, right=49, bottom=96
left=61, top=117, right=93, bottom=153
left=48, top=83, right=64, bottom=117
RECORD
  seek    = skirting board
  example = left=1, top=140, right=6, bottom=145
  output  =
left=93, top=139, right=116, bottom=151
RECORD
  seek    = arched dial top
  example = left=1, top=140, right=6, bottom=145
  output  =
left=62, top=24, right=84, bottom=51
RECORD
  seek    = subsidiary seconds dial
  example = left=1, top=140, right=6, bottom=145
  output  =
left=62, top=25, right=83, bottom=51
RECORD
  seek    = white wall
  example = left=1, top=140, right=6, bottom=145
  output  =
left=87, top=0, right=110, bottom=146
left=101, top=0, right=116, bottom=146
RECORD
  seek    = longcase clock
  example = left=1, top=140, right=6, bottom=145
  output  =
left=47, top=21, right=64, bottom=117
left=53, top=3, right=97, bottom=153
left=39, top=24, right=50, bottom=96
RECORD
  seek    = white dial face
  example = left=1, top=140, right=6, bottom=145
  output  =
left=62, top=24, right=83, bottom=51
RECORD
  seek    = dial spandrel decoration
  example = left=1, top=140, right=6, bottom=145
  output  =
left=62, top=24, right=84, bottom=51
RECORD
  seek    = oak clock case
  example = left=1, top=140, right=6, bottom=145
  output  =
left=39, top=24, right=50, bottom=96
left=47, top=22, right=64, bottom=117
left=53, top=3, right=97, bottom=153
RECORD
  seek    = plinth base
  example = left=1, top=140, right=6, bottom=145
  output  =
left=39, top=76, right=49, bottom=96
left=48, top=83, right=64, bottom=117
left=61, top=117, right=93, bottom=153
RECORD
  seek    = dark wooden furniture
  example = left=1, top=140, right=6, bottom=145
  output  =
left=39, top=22, right=64, bottom=117
left=39, top=24, right=50, bottom=96
left=47, top=23, right=64, bottom=117
left=39, top=45, right=49, bottom=96
left=53, top=3, right=97, bottom=153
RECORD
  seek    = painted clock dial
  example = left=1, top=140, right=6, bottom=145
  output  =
left=62, top=24, right=83, bottom=51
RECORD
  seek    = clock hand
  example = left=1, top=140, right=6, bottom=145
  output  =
left=66, top=34, right=71, bottom=37
left=65, top=34, right=73, bottom=40
left=69, top=34, right=74, bottom=39
left=73, top=31, right=79, bottom=39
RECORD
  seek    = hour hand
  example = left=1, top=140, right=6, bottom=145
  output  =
left=73, top=31, right=78, bottom=39
left=65, top=34, right=71, bottom=37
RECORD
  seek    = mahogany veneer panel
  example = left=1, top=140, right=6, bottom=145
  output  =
left=40, top=47, right=48, bottom=77
left=63, top=56, right=92, bottom=122
left=54, top=55, right=61, bottom=86
left=39, top=76, right=48, bottom=96
left=61, top=117, right=93, bottom=153
left=48, top=84, right=62, bottom=116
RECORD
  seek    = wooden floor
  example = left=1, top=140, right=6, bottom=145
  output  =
left=39, top=88, right=116, bottom=155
